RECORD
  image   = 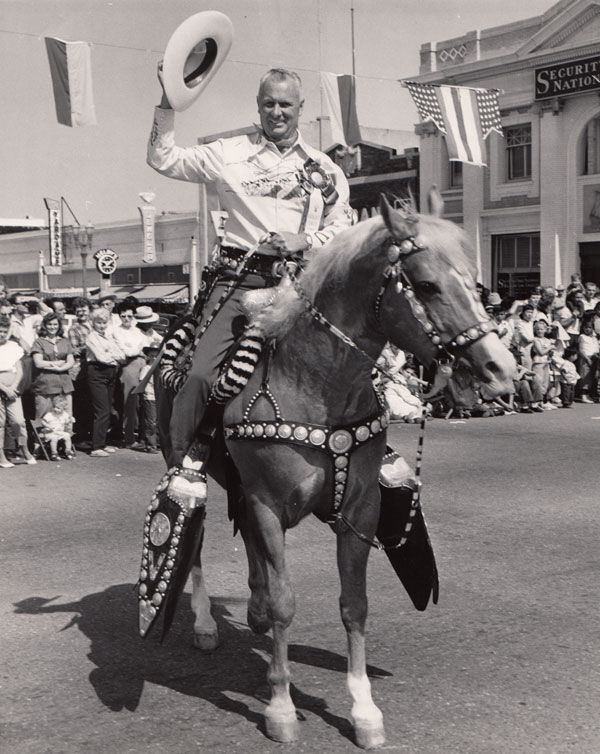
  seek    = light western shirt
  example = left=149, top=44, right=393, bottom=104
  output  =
left=147, top=107, right=353, bottom=251
left=113, top=326, right=149, bottom=358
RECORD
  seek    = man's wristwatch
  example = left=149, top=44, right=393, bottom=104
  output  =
left=304, top=232, right=313, bottom=252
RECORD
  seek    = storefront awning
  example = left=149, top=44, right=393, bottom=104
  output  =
left=131, top=284, right=189, bottom=303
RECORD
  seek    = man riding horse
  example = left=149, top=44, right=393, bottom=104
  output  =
left=141, top=61, right=439, bottom=645
left=148, top=64, right=353, bottom=489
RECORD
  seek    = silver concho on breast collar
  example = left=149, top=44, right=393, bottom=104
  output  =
left=224, top=387, right=389, bottom=523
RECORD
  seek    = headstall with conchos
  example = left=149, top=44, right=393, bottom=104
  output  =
left=374, top=233, right=497, bottom=355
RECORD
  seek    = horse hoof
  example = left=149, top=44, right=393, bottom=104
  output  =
left=193, top=630, right=219, bottom=651
left=353, top=720, right=386, bottom=749
left=264, top=713, right=299, bottom=743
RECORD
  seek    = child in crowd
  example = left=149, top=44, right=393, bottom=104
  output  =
left=137, top=345, right=159, bottom=453
left=40, top=394, right=74, bottom=460
left=531, top=320, right=557, bottom=409
left=554, top=348, right=580, bottom=408
left=513, top=363, right=544, bottom=413
left=0, top=314, right=37, bottom=467
left=576, top=317, right=599, bottom=403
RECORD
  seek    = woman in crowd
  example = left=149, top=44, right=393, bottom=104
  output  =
left=576, top=316, right=599, bottom=403
left=30, top=312, right=74, bottom=420
left=85, top=308, right=127, bottom=457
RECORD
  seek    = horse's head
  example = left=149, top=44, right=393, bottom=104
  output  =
left=377, top=192, right=516, bottom=397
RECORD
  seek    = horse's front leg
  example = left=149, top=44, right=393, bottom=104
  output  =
left=337, top=522, right=385, bottom=749
left=250, top=501, right=298, bottom=743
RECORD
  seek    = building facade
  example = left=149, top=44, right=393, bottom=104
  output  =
left=413, top=0, right=600, bottom=298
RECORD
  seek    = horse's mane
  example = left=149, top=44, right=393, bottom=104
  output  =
left=258, top=216, right=386, bottom=338
left=257, top=211, right=476, bottom=339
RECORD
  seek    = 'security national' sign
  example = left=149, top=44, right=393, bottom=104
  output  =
left=535, top=55, right=600, bottom=99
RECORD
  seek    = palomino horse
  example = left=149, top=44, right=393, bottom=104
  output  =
left=185, top=195, right=516, bottom=748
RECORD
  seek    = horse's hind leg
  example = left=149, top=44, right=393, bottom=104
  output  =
left=337, top=529, right=385, bottom=749
left=190, top=527, right=219, bottom=650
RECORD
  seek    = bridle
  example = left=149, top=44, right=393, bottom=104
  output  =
left=374, top=234, right=497, bottom=357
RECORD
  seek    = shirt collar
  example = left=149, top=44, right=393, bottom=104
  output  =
left=253, top=125, right=313, bottom=160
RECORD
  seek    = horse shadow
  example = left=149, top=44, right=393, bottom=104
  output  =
left=13, top=585, right=391, bottom=741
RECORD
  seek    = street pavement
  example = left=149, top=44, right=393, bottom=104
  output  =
left=1, top=404, right=599, bottom=753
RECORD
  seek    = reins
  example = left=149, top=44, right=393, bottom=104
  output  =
left=281, top=263, right=428, bottom=551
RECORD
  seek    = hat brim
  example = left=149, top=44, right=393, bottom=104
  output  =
left=136, top=315, right=160, bottom=324
left=162, top=11, right=234, bottom=112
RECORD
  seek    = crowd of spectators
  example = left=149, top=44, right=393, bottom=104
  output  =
left=377, top=275, right=600, bottom=421
left=1, top=274, right=599, bottom=465
left=0, top=286, right=166, bottom=467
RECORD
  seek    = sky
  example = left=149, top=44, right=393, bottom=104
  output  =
left=0, top=0, right=554, bottom=225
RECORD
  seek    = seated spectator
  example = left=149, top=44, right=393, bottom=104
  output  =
left=134, top=305, right=163, bottom=347
left=576, top=317, right=599, bottom=403
left=40, top=394, right=75, bottom=461
left=379, top=347, right=426, bottom=422
left=86, top=308, right=127, bottom=457
left=30, top=312, right=75, bottom=420
left=513, top=364, right=544, bottom=413
left=0, top=314, right=36, bottom=467
left=113, top=301, right=149, bottom=449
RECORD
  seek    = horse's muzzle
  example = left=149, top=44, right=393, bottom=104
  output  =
left=467, top=332, right=517, bottom=397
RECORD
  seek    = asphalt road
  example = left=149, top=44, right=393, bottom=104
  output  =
left=1, top=404, right=599, bottom=753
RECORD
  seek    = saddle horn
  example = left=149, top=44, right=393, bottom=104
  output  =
left=162, top=11, right=234, bottom=112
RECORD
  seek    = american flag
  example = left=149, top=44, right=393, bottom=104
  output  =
left=405, top=81, right=503, bottom=166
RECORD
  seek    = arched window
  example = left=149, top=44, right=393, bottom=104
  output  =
left=579, top=114, right=600, bottom=175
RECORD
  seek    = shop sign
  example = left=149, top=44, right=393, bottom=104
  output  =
left=94, top=248, right=118, bottom=275
left=535, top=55, right=600, bottom=99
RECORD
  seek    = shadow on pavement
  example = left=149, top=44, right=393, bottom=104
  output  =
left=13, top=585, right=391, bottom=742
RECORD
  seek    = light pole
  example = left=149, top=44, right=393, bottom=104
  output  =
left=75, top=222, right=94, bottom=297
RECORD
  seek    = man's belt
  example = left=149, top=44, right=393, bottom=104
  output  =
left=220, top=246, right=279, bottom=278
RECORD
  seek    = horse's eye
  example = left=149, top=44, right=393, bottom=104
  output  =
left=414, top=281, right=440, bottom=296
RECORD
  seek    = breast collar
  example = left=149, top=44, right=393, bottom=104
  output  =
left=224, top=373, right=389, bottom=525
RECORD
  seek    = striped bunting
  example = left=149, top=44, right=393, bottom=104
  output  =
left=405, top=81, right=502, bottom=166
left=320, top=72, right=362, bottom=147
left=45, top=37, right=97, bottom=127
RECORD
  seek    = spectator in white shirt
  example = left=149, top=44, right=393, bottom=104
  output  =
left=113, top=303, right=149, bottom=448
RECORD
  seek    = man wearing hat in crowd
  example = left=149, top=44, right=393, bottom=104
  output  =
left=147, top=60, right=353, bottom=473
left=99, top=294, right=121, bottom=337
left=134, top=305, right=162, bottom=347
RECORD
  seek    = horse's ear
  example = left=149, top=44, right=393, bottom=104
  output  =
left=379, top=193, right=415, bottom=239
left=427, top=185, right=444, bottom=217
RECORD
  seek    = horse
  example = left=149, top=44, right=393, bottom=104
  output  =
left=177, top=194, right=516, bottom=748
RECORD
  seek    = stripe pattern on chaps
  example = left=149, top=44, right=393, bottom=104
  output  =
left=159, top=320, right=197, bottom=392
left=211, top=323, right=265, bottom=405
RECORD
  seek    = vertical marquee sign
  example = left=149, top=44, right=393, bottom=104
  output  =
left=43, top=197, right=63, bottom=269
left=138, top=192, right=157, bottom=264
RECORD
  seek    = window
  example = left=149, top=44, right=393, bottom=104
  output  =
left=493, top=233, right=540, bottom=298
left=581, top=116, right=600, bottom=175
left=449, top=161, right=463, bottom=188
left=506, top=124, right=531, bottom=180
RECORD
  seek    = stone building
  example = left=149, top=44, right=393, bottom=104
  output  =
left=412, top=0, right=600, bottom=298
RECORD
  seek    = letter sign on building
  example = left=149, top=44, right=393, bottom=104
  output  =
left=535, top=54, right=600, bottom=99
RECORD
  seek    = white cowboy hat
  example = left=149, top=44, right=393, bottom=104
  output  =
left=162, top=11, right=234, bottom=112
left=134, top=305, right=160, bottom=324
